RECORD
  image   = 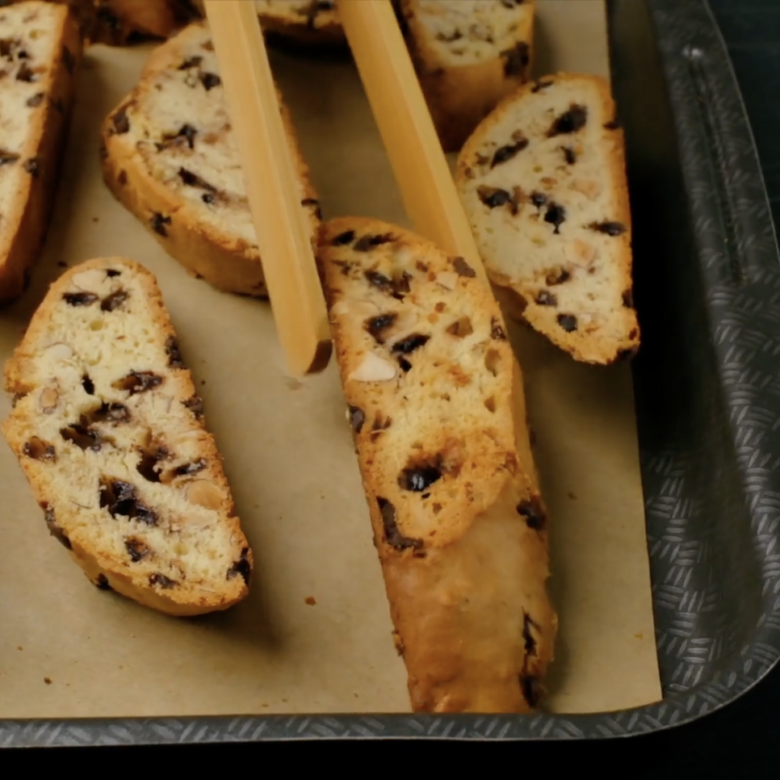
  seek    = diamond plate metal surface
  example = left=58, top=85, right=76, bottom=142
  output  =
left=2, top=0, right=780, bottom=745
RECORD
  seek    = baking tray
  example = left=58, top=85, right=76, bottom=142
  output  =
left=1, top=0, right=779, bottom=745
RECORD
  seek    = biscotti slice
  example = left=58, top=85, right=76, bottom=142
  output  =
left=100, top=20, right=320, bottom=297
left=254, top=0, right=343, bottom=48
left=0, top=0, right=82, bottom=304
left=92, top=0, right=199, bottom=46
left=398, top=0, right=535, bottom=153
left=2, top=257, right=253, bottom=617
left=318, top=217, right=556, bottom=713
left=456, top=73, right=640, bottom=365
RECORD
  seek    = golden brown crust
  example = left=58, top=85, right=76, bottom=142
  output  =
left=91, top=0, right=199, bottom=46
left=100, top=21, right=320, bottom=297
left=399, top=0, right=535, bottom=153
left=0, top=2, right=83, bottom=305
left=456, top=72, right=639, bottom=365
left=318, top=216, right=556, bottom=713
left=2, top=257, right=253, bottom=617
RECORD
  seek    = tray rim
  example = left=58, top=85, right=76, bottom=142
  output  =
left=2, top=0, right=779, bottom=746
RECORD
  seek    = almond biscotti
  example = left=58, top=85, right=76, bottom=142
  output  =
left=456, top=73, right=640, bottom=365
left=318, top=216, right=556, bottom=713
left=100, top=20, right=320, bottom=297
left=0, top=0, right=83, bottom=304
left=399, top=0, right=536, bottom=152
left=2, top=257, right=253, bottom=617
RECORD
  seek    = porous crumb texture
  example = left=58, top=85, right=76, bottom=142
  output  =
left=100, top=20, right=320, bottom=297
left=456, top=73, right=640, bottom=365
left=318, top=216, right=556, bottom=713
left=399, top=0, right=535, bottom=152
left=2, top=257, right=253, bottom=616
left=0, top=0, right=82, bottom=303
left=91, top=0, right=199, bottom=46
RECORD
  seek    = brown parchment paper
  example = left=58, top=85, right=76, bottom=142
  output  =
left=0, top=0, right=661, bottom=718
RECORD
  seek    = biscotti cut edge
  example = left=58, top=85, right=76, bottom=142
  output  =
left=456, top=72, right=640, bottom=365
left=318, top=215, right=556, bottom=713
left=2, top=256, right=253, bottom=617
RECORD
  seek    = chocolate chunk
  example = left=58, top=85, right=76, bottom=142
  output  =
left=125, top=538, right=150, bottom=562
left=227, top=547, right=252, bottom=585
left=44, top=506, right=71, bottom=550
left=178, top=55, right=202, bottom=70
left=165, top=336, right=185, bottom=368
left=106, top=269, right=122, bottom=277
left=331, top=230, right=355, bottom=246
left=136, top=451, right=162, bottom=483
left=202, top=192, right=216, bottom=205
left=435, top=29, right=463, bottom=42
left=392, top=333, right=430, bottom=355
left=354, top=233, right=395, bottom=252
left=477, top=186, right=512, bottom=209
left=60, top=424, right=103, bottom=452
left=174, top=459, right=207, bottom=477
left=557, top=314, right=578, bottom=332
left=23, top=436, right=56, bottom=461
left=301, top=197, right=322, bottom=220
left=364, top=270, right=411, bottom=299
left=523, top=611, right=538, bottom=656
left=531, top=79, right=553, bottom=93
left=200, top=72, right=221, bottom=90
left=399, top=463, right=442, bottom=492
left=588, top=220, right=626, bottom=236
left=520, top=675, right=542, bottom=708
left=365, top=312, right=397, bottom=343
left=377, top=498, right=423, bottom=552
left=517, top=496, right=546, bottom=530
left=26, top=92, right=44, bottom=107
left=530, top=191, right=548, bottom=209
left=149, top=573, right=176, bottom=589
left=100, top=479, right=158, bottom=526
left=491, top=138, right=529, bottom=167
left=87, top=402, right=131, bottom=425
left=82, top=375, right=95, bottom=395
left=150, top=213, right=171, bottom=237
left=548, top=105, right=588, bottom=137
left=96, top=574, right=112, bottom=591
left=348, top=405, right=365, bottom=434
left=100, top=289, right=128, bottom=312
left=563, top=146, right=576, bottom=164
left=0, top=150, right=19, bottom=165
left=112, top=371, right=164, bottom=395
left=546, top=267, right=571, bottom=286
left=184, top=395, right=204, bottom=419
left=178, top=123, right=197, bottom=148
left=491, top=316, right=507, bottom=340
left=535, top=290, right=557, bottom=306
left=23, top=157, right=39, bottom=177
left=16, top=62, right=35, bottom=82
left=112, top=107, right=130, bottom=134
left=0, top=38, right=15, bottom=59
left=453, top=256, right=476, bottom=278
left=63, top=291, right=98, bottom=307
left=62, top=45, right=75, bottom=73
left=604, top=118, right=621, bottom=130
left=397, top=357, right=412, bottom=373
left=501, top=41, right=530, bottom=77
left=622, top=289, right=634, bottom=308
left=544, top=202, right=566, bottom=234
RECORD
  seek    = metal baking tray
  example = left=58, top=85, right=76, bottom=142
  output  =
left=2, top=0, right=780, bottom=745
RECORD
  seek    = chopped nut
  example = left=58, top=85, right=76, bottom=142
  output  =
left=184, top=479, right=223, bottom=511
left=565, top=239, right=597, bottom=266
left=435, top=272, right=458, bottom=290
left=569, top=179, right=602, bottom=200
left=39, top=386, right=58, bottom=413
left=348, top=352, right=397, bottom=382
left=45, top=342, right=73, bottom=362
left=71, top=268, right=106, bottom=291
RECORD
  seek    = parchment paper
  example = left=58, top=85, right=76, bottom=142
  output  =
left=0, top=0, right=661, bottom=717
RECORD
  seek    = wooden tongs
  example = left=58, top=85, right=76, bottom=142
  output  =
left=203, top=0, right=489, bottom=376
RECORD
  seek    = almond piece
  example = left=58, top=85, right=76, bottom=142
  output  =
left=435, top=272, right=458, bottom=290
left=565, top=239, right=597, bottom=266
left=184, top=479, right=223, bottom=511
left=349, top=352, right=397, bottom=382
left=39, top=386, right=58, bottom=413
left=570, top=179, right=602, bottom=200
left=45, top=342, right=73, bottom=362
left=71, top=268, right=107, bottom=291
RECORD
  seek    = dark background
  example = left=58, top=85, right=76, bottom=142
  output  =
left=18, top=0, right=780, bottom=771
